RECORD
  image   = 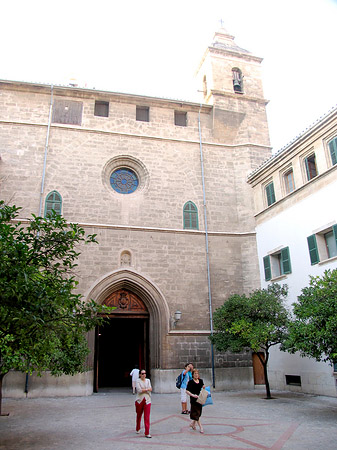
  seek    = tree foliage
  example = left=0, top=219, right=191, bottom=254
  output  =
left=285, top=269, right=337, bottom=364
left=0, top=202, right=112, bottom=414
left=210, top=284, right=290, bottom=399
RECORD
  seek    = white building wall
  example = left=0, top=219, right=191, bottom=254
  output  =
left=256, top=179, right=337, bottom=396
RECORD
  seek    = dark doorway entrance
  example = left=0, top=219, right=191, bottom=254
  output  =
left=94, top=289, right=150, bottom=391
left=96, top=318, right=149, bottom=388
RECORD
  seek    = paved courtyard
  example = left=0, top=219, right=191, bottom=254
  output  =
left=1, top=388, right=337, bottom=449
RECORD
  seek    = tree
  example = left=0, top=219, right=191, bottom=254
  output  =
left=210, top=284, right=290, bottom=399
left=0, top=202, right=112, bottom=415
left=285, top=269, right=337, bottom=365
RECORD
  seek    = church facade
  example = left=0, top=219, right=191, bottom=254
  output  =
left=1, top=28, right=272, bottom=397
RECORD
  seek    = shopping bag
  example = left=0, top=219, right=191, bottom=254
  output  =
left=196, top=387, right=208, bottom=405
left=204, top=386, right=213, bottom=406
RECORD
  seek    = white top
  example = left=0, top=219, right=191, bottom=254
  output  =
left=130, top=368, right=139, bottom=382
left=136, top=378, right=152, bottom=404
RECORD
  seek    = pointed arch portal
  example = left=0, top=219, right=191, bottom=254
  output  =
left=86, top=269, right=169, bottom=391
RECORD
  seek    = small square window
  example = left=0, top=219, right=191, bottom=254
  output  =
left=136, top=106, right=149, bottom=122
left=94, top=101, right=109, bottom=117
left=174, top=111, right=187, bottom=127
left=285, top=375, right=301, bottom=386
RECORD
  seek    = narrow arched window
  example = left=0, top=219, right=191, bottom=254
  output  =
left=183, top=201, right=199, bottom=230
left=45, top=191, right=62, bottom=217
left=232, top=68, right=243, bottom=93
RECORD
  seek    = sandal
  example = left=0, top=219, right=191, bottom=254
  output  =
left=189, top=423, right=196, bottom=430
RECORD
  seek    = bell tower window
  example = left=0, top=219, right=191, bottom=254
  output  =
left=232, top=68, right=243, bottom=93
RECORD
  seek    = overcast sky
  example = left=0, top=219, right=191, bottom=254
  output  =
left=1, top=0, right=336, bottom=151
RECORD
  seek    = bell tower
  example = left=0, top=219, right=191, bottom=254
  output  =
left=196, top=26, right=270, bottom=147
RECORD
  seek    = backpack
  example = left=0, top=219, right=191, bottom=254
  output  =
left=175, top=372, right=183, bottom=389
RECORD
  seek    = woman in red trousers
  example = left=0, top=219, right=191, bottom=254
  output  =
left=135, top=369, right=152, bottom=438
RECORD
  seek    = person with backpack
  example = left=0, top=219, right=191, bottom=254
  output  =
left=179, top=363, right=193, bottom=414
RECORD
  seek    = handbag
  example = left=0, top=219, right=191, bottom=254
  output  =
left=196, top=387, right=208, bottom=405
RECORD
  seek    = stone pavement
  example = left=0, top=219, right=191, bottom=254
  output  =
left=1, top=388, right=337, bottom=450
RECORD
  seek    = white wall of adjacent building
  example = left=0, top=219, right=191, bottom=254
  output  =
left=256, top=179, right=337, bottom=396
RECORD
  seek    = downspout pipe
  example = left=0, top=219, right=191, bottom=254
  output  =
left=38, top=84, right=54, bottom=216
left=198, top=104, right=215, bottom=388
left=25, top=85, right=54, bottom=395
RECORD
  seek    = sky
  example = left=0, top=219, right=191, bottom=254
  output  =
left=1, top=0, right=336, bottom=152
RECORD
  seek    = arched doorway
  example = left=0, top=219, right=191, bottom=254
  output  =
left=87, top=268, right=170, bottom=392
left=94, top=289, right=149, bottom=391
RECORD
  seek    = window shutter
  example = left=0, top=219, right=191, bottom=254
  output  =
left=52, top=100, right=83, bottom=125
left=266, top=182, right=275, bottom=206
left=281, top=247, right=292, bottom=274
left=307, top=234, right=319, bottom=265
left=329, top=138, right=337, bottom=166
left=333, top=224, right=337, bottom=248
left=263, top=255, right=271, bottom=281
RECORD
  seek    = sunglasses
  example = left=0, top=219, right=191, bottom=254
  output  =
left=141, top=372, right=146, bottom=375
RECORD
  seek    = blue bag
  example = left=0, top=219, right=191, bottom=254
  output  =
left=175, top=373, right=183, bottom=389
left=204, top=386, right=213, bottom=406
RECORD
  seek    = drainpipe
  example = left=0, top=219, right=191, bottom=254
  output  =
left=25, top=85, right=54, bottom=395
left=38, top=84, right=54, bottom=216
left=198, top=104, right=215, bottom=388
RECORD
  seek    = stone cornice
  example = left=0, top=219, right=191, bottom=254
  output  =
left=11, top=218, right=256, bottom=237
left=211, top=89, right=269, bottom=106
left=0, top=79, right=212, bottom=112
left=208, top=46, right=263, bottom=63
left=0, top=119, right=271, bottom=150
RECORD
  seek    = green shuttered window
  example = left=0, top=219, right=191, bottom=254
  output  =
left=263, top=246, right=292, bottom=281
left=45, top=191, right=62, bottom=217
left=183, top=201, right=198, bottom=230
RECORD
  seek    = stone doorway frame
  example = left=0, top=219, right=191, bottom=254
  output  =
left=85, top=268, right=170, bottom=369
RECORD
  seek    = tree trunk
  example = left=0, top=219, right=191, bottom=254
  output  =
left=262, top=360, right=272, bottom=399
left=0, top=373, right=9, bottom=416
left=257, top=350, right=272, bottom=399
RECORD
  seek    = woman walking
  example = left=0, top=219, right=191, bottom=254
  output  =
left=135, top=369, right=152, bottom=438
left=186, top=369, right=205, bottom=433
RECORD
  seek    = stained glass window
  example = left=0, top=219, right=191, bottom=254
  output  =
left=110, top=168, right=139, bottom=194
